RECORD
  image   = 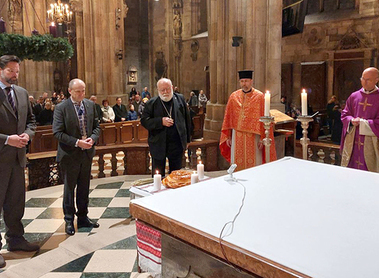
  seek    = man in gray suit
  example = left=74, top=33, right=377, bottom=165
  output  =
left=0, top=55, right=39, bottom=268
left=53, top=78, right=101, bottom=236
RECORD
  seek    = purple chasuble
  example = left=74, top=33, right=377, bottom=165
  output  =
left=341, top=88, right=379, bottom=170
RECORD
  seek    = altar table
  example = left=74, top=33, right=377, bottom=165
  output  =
left=130, top=157, right=379, bottom=278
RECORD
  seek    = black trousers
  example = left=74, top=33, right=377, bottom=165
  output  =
left=0, top=159, right=26, bottom=247
left=152, top=142, right=184, bottom=177
left=59, top=151, right=93, bottom=222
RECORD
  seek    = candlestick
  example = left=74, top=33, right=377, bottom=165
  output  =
left=230, top=129, right=236, bottom=164
left=197, top=161, right=204, bottom=180
left=153, top=171, right=162, bottom=191
left=191, top=171, right=198, bottom=184
left=49, top=23, right=57, bottom=38
left=301, top=89, right=308, bottom=116
left=259, top=116, right=275, bottom=163
left=0, top=17, right=6, bottom=34
left=297, top=115, right=313, bottom=160
left=264, top=90, right=271, bottom=117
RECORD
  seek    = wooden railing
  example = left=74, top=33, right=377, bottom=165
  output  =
left=295, top=140, right=341, bottom=166
left=26, top=140, right=219, bottom=190
left=29, top=114, right=205, bottom=153
left=29, top=120, right=148, bottom=153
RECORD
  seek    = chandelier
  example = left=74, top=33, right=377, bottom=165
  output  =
left=47, top=0, right=73, bottom=25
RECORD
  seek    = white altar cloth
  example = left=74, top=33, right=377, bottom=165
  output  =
left=131, top=157, right=379, bottom=278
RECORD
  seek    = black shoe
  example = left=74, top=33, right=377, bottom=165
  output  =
left=77, top=217, right=100, bottom=228
left=0, top=254, right=5, bottom=268
left=65, top=221, right=75, bottom=235
left=7, top=238, right=40, bottom=252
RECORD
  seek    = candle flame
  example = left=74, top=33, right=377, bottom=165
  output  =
left=302, top=89, right=306, bottom=94
left=156, top=170, right=159, bottom=174
left=51, top=22, right=55, bottom=26
left=199, top=161, right=202, bottom=164
left=266, top=90, right=270, bottom=95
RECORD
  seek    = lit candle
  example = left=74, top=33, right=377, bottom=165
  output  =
left=197, top=161, right=204, bottom=180
left=264, top=90, right=271, bottom=117
left=191, top=171, right=198, bottom=184
left=49, top=22, right=57, bottom=38
left=0, top=17, right=6, bottom=34
left=301, top=89, right=308, bottom=116
left=153, top=170, right=161, bottom=191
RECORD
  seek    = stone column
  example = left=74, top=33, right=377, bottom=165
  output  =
left=76, top=0, right=126, bottom=102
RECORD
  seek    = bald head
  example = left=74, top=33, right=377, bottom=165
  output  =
left=361, top=67, right=379, bottom=91
left=68, top=78, right=86, bottom=102
left=68, top=78, right=85, bottom=89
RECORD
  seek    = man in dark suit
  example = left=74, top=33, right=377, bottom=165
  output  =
left=141, top=78, right=191, bottom=177
left=113, top=97, right=128, bottom=122
left=53, top=78, right=101, bottom=236
left=0, top=55, right=39, bottom=268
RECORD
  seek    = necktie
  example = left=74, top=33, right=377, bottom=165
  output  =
left=74, top=102, right=87, bottom=138
left=5, top=87, right=17, bottom=114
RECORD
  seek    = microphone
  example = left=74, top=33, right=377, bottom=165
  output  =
left=224, top=164, right=237, bottom=182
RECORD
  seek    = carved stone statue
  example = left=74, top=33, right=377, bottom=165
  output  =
left=8, top=0, right=22, bottom=32
left=173, top=12, right=182, bottom=37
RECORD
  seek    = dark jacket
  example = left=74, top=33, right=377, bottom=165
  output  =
left=113, top=104, right=128, bottom=122
left=141, top=93, right=191, bottom=160
left=53, top=98, right=101, bottom=162
left=0, top=85, right=36, bottom=167
left=94, top=103, right=103, bottom=123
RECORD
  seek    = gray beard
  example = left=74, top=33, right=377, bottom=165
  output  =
left=159, top=94, right=173, bottom=102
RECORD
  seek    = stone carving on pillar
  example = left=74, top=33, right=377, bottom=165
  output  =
left=155, top=51, right=167, bottom=82
left=69, top=0, right=83, bottom=13
left=123, top=2, right=129, bottom=18
left=173, top=12, right=182, bottom=37
left=191, top=40, right=199, bottom=61
left=172, top=0, right=183, bottom=87
left=7, top=0, right=22, bottom=33
left=334, top=28, right=370, bottom=50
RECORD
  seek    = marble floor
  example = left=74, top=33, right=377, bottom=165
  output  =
left=1, top=171, right=226, bottom=278
left=0, top=175, right=150, bottom=278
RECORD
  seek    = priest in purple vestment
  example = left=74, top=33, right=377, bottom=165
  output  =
left=340, top=67, right=379, bottom=172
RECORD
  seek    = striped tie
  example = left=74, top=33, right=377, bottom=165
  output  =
left=5, top=87, right=17, bottom=114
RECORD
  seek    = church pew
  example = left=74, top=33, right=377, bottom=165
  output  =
left=29, top=120, right=148, bottom=153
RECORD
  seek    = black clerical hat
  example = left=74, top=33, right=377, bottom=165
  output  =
left=238, top=70, right=254, bottom=79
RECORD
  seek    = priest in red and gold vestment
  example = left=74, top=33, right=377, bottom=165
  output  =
left=220, top=70, right=276, bottom=170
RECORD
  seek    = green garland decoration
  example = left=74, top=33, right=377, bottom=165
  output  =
left=0, top=33, right=74, bottom=62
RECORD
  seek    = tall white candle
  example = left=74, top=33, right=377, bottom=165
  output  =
left=301, top=89, right=308, bottom=116
left=153, top=170, right=161, bottom=191
left=264, top=90, right=271, bottom=117
left=191, top=171, right=198, bottom=184
left=197, top=161, right=204, bottom=180
left=230, top=129, right=236, bottom=164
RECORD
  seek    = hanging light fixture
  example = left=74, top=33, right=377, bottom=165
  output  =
left=47, top=0, right=73, bottom=25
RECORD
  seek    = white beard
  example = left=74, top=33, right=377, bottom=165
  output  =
left=159, top=94, right=173, bottom=102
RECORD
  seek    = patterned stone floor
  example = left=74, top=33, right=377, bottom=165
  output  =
left=2, top=171, right=226, bottom=278
left=0, top=175, right=149, bottom=278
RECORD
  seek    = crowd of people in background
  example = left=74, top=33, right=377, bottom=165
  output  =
left=30, top=86, right=208, bottom=127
